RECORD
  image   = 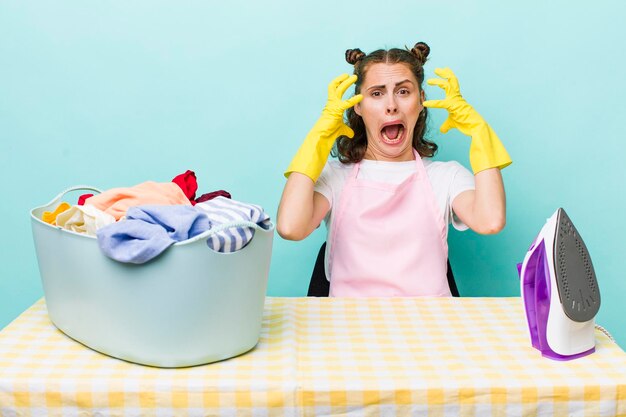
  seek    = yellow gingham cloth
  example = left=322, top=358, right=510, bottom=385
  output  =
left=1, top=297, right=625, bottom=416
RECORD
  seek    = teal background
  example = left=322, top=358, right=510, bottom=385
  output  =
left=1, top=1, right=625, bottom=347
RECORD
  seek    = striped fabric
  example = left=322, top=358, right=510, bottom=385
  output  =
left=195, top=196, right=271, bottom=253
left=1, top=297, right=625, bottom=416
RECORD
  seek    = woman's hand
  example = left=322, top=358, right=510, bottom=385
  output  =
left=322, top=73, right=364, bottom=133
left=424, top=67, right=511, bottom=174
left=284, top=74, right=362, bottom=182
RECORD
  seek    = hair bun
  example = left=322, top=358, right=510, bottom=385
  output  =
left=345, top=48, right=366, bottom=65
left=410, top=42, right=430, bottom=65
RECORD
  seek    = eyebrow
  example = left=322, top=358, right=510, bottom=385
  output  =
left=367, top=79, right=415, bottom=91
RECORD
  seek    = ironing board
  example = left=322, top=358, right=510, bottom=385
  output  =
left=1, top=297, right=625, bottom=416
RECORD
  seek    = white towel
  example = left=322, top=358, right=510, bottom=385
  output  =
left=56, top=205, right=116, bottom=236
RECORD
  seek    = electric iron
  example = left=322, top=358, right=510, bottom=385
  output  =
left=518, top=208, right=600, bottom=360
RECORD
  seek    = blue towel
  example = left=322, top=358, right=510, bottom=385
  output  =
left=97, top=205, right=212, bottom=264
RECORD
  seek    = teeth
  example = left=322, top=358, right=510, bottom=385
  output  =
left=382, top=126, right=404, bottom=143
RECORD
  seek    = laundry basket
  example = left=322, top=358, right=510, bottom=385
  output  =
left=30, top=186, right=274, bottom=367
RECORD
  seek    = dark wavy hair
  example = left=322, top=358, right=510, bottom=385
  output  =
left=332, top=42, right=438, bottom=163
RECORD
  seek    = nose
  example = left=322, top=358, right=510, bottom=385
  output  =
left=385, top=95, right=398, bottom=115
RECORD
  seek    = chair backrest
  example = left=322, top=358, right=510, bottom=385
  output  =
left=307, top=242, right=460, bottom=297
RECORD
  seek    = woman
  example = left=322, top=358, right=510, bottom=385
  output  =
left=277, top=42, right=511, bottom=297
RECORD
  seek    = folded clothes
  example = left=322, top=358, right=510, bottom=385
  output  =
left=56, top=204, right=116, bottom=236
left=42, top=202, right=71, bottom=225
left=97, top=205, right=212, bottom=264
left=85, top=181, right=191, bottom=220
left=196, top=196, right=271, bottom=253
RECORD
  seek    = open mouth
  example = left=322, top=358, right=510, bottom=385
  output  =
left=380, top=123, right=406, bottom=145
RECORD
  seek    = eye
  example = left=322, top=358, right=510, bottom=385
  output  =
left=371, top=90, right=382, bottom=97
left=398, top=88, right=411, bottom=95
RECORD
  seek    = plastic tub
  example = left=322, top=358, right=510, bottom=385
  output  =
left=30, top=186, right=274, bottom=367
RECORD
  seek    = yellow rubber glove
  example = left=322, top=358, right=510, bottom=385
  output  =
left=284, top=74, right=363, bottom=181
left=423, top=67, right=512, bottom=174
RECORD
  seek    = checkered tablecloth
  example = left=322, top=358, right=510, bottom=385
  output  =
left=1, top=297, right=625, bottom=416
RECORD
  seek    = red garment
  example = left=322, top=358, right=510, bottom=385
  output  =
left=78, top=194, right=94, bottom=206
left=172, top=170, right=198, bottom=205
left=172, top=170, right=231, bottom=204
left=196, top=190, right=231, bottom=203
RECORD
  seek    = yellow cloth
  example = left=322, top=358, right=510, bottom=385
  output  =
left=285, top=74, right=363, bottom=182
left=1, top=297, right=624, bottom=415
left=85, top=181, right=191, bottom=220
left=424, top=67, right=512, bottom=174
left=41, top=202, right=70, bottom=225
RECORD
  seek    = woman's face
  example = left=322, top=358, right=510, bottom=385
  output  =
left=354, top=63, right=424, bottom=162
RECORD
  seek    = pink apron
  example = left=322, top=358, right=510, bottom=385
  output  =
left=328, top=150, right=451, bottom=297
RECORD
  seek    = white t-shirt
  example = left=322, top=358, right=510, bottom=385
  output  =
left=314, top=158, right=475, bottom=279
